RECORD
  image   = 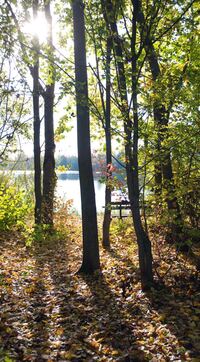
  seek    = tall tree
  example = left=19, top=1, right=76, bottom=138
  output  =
left=135, top=0, right=196, bottom=239
left=86, top=3, right=113, bottom=249
left=85, top=3, right=113, bottom=249
left=4, top=0, right=56, bottom=226
left=72, top=0, right=100, bottom=273
left=101, top=0, right=153, bottom=289
left=4, top=1, right=43, bottom=224
left=42, top=0, right=56, bottom=226
left=102, top=36, right=112, bottom=249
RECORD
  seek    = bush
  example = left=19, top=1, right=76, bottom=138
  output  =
left=0, top=182, right=31, bottom=232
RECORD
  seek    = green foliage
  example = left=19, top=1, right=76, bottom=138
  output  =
left=0, top=183, right=30, bottom=232
left=56, top=165, right=70, bottom=172
left=23, top=198, right=75, bottom=246
left=0, top=172, right=33, bottom=233
left=55, top=109, right=74, bottom=142
left=56, top=154, right=78, bottom=170
left=0, top=348, right=15, bottom=362
left=24, top=223, right=56, bottom=246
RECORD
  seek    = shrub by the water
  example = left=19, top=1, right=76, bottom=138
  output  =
left=0, top=180, right=32, bottom=232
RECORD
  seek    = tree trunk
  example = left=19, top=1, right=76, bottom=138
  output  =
left=101, top=0, right=153, bottom=289
left=42, top=86, right=55, bottom=225
left=154, top=104, right=182, bottom=228
left=72, top=0, right=100, bottom=273
left=130, top=0, right=153, bottom=289
left=102, top=37, right=112, bottom=249
left=42, top=0, right=56, bottom=226
left=32, top=0, right=41, bottom=225
left=154, top=134, right=162, bottom=197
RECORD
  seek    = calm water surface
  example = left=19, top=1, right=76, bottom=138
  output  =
left=56, top=171, right=105, bottom=214
left=3, top=170, right=125, bottom=215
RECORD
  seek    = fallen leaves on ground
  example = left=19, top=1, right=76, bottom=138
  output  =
left=0, top=223, right=200, bottom=361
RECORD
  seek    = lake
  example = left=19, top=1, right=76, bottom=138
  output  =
left=2, top=170, right=127, bottom=215
left=56, top=171, right=106, bottom=214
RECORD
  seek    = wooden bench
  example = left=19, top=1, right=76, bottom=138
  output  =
left=110, top=200, right=131, bottom=219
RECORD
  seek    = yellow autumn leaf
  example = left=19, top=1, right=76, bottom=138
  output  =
left=112, top=350, right=120, bottom=356
left=55, top=327, right=64, bottom=336
left=6, top=327, right=12, bottom=333
left=90, top=339, right=100, bottom=350
left=148, top=324, right=155, bottom=334
left=96, top=337, right=104, bottom=343
left=149, top=336, right=154, bottom=343
left=137, top=340, right=145, bottom=345
left=62, top=351, right=77, bottom=359
left=25, top=286, right=36, bottom=294
left=6, top=278, right=12, bottom=284
left=52, top=341, right=62, bottom=348
left=159, top=333, right=166, bottom=342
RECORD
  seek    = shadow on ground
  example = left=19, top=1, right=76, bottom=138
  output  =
left=1, top=233, right=200, bottom=361
left=109, top=243, right=200, bottom=360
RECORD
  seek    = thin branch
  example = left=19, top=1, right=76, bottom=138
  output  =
left=111, top=154, right=126, bottom=169
left=153, top=0, right=197, bottom=44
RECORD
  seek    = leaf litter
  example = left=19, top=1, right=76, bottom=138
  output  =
left=0, top=223, right=200, bottom=362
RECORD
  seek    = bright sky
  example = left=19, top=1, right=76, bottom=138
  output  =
left=21, top=8, right=100, bottom=158
left=22, top=126, right=78, bottom=158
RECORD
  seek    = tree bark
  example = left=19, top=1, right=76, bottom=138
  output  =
left=42, top=86, right=55, bottom=225
left=130, top=0, right=153, bottom=289
left=42, top=0, right=56, bottom=226
left=102, top=37, right=112, bottom=249
left=72, top=0, right=100, bottom=273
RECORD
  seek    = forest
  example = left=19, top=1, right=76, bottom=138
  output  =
left=0, top=0, right=200, bottom=361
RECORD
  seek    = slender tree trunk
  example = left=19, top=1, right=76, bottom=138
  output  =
left=5, top=0, right=43, bottom=224
left=72, top=0, right=100, bottom=273
left=154, top=135, right=162, bottom=197
left=154, top=105, right=182, bottom=227
left=42, top=85, right=55, bottom=225
left=33, top=62, right=41, bottom=224
left=130, top=0, right=153, bottom=289
left=32, top=0, right=41, bottom=225
left=42, top=0, right=56, bottom=225
left=101, top=0, right=153, bottom=289
left=102, top=37, right=112, bottom=249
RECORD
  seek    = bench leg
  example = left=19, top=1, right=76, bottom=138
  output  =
left=119, top=204, right=122, bottom=219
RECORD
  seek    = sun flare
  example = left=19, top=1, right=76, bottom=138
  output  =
left=23, top=12, right=49, bottom=43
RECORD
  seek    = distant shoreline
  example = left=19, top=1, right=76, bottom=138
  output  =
left=0, top=169, right=101, bottom=173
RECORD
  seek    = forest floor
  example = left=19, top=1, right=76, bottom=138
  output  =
left=0, top=218, right=200, bottom=362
